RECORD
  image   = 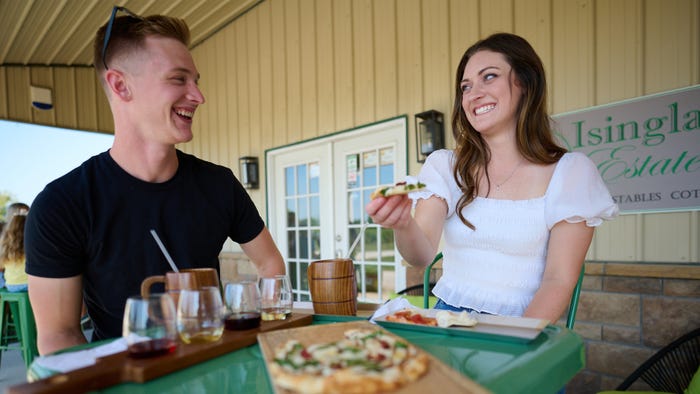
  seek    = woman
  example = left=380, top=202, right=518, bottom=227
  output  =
left=366, top=33, right=618, bottom=323
left=0, top=212, right=28, bottom=292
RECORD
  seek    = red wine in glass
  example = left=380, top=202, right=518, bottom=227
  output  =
left=128, top=338, right=177, bottom=358
left=224, top=312, right=262, bottom=330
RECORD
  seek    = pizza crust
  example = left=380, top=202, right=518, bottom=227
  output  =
left=271, top=354, right=430, bottom=394
left=268, top=329, right=429, bottom=394
left=370, top=182, right=427, bottom=200
left=435, top=310, right=478, bottom=328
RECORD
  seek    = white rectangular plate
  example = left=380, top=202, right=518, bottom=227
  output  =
left=373, top=308, right=548, bottom=343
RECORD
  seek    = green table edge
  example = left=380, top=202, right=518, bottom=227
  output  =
left=27, top=314, right=584, bottom=394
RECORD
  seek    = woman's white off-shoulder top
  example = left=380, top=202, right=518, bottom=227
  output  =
left=410, top=149, right=619, bottom=316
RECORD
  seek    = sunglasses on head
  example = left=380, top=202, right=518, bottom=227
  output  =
left=101, top=6, right=144, bottom=70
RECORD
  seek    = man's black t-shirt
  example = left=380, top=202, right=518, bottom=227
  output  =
left=25, top=150, right=264, bottom=341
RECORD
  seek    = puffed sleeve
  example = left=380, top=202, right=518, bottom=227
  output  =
left=409, top=149, right=461, bottom=217
left=545, top=152, right=619, bottom=228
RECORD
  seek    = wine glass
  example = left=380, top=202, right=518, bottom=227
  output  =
left=223, top=281, right=262, bottom=330
left=123, top=293, right=178, bottom=358
left=258, top=275, right=293, bottom=321
left=176, top=286, right=225, bottom=344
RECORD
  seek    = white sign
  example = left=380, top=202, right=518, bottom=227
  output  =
left=552, top=85, right=700, bottom=213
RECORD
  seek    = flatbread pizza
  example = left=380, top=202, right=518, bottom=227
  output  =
left=385, top=309, right=478, bottom=328
left=268, top=328, right=429, bottom=394
left=370, top=181, right=426, bottom=200
left=385, top=309, right=438, bottom=326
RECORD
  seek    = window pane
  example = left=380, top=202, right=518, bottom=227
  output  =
left=289, top=261, right=298, bottom=291
left=362, top=151, right=378, bottom=187
left=381, top=265, right=395, bottom=298
left=287, top=231, right=297, bottom=258
left=311, top=230, right=321, bottom=260
left=347, top=227, right=361, bottom=260
left=362, top=189, right=373, bottom=223
left=285, top=166, right=294, bottom=196
left=380, top=229, right=395, bottom=262
left=309, top=162, right=320, bottom=193
left=299, top=230, right=309, bottom=259
left=298, top=197, right=308, bottom=227
left=364, top=227, right=378, bottom=261
left=286, top=199, right=296, bottom=227
left=379, top=163, right=394, bottom=185
left=365, top=265, right=378, bottom=293
left=300, top=262, right=309, bottom=291
left=379, top=148, right=394, bottom=185
left=310, top=196, right=320, bottom=226
left=347, top=191, right=361, bottom=225
left=297, top=164, right=307, bottom=194
left=346, top=154, right=360, bottom=188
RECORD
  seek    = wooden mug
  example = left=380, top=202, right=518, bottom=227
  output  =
left=307, top=259, right=357, bottom=316
left=141, top=268, right=220, bottom=305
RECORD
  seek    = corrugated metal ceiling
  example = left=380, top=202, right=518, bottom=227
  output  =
left=0, top=0, right=260, bottom=67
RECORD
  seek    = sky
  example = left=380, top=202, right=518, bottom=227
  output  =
left=0, top=120, right=114, bottom=205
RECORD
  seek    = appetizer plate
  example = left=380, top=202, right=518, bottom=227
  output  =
left=373, top=308, right=548, bottom=344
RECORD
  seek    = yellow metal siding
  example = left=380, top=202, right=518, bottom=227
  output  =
left=396, top=0, right=424, bottom=176
left=0, top=0, right=698, bottom=263
left=374, top=0, right=398, bottom=121
left=645, top=0, right=698, bottom=93
left=333, top=0, right=355, bottom=130
left=0, top=68, right=6, bottom=117
left=53, top=68, right=77, bottom=128
left=7, top=67, right=31, bottom=122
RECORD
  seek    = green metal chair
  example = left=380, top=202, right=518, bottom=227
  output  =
left=422, top=252, right=585, bottom=329
left=0, top=289, right=39, bottom=367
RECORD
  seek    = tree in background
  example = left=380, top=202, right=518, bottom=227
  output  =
left=0, top=191, right=16, bottom=221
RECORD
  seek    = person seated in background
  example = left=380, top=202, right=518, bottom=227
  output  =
left=0, top=202, right=29, bottom=289
left=4, top=202, right=30, bottom=219
left=0, top=212, right=28, bottom=292
left=366, top=33, right=618, bottom=324
left=25, top=8, right=285, bottom=355
left=0, top=222, right=4, bottom=289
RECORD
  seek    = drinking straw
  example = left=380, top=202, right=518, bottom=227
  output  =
left=346, top=223, right=367, bottom=259
left=150, top=229, right=179, bottom=272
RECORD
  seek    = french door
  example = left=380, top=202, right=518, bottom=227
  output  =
left=266, top=117, right=408, bottom=304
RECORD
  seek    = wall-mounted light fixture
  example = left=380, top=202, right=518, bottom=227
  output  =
left=415, top=110, right=445, bottom=163
left=239, top=156, right=259, bottom=189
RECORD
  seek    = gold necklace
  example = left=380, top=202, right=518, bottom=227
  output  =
left=495, top=160, right=523, bottom=191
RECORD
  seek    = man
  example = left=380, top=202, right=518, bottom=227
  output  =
left=25, top=9, right=285, bottom=355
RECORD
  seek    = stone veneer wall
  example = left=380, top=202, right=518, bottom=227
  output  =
left=566, top=262, right=700, bottom=394
left=219, top=251, right=258, bottom=285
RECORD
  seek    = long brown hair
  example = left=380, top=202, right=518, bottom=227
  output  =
left=450, top=33, right=566, bottom=229
left=0, top=214, right=26, bottom=266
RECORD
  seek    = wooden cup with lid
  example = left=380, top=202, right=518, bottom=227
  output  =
left=307, top=259, right=358, bottom=316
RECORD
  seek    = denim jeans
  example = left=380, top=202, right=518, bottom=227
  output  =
left=434, top=299, right=484, bottom=314
left=6, top=283, right=28, bottom=292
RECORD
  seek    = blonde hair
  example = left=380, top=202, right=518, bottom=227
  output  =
left=0, top=214, right=26, bottom=266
